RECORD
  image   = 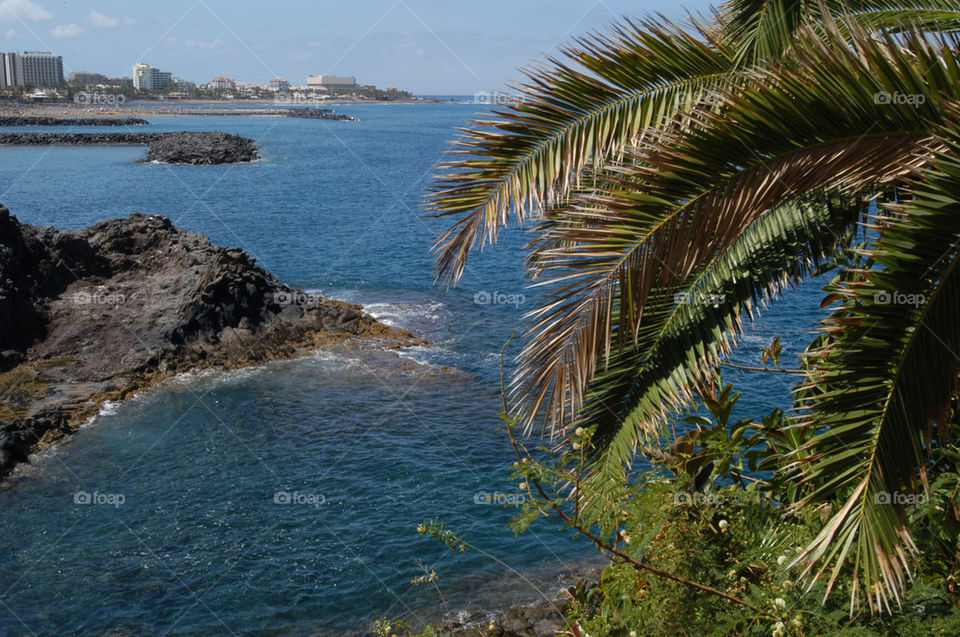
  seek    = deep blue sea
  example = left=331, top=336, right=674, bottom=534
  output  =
left=0, top=101, right=829, bottom=635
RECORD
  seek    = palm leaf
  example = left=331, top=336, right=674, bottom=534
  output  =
left=512, top=27, right=957, bottom=443
left=723, top=0, right=960, bottom=63
left=574, top=198, right=866, bottom=493
left=427, top=17, right=738, bottom=284
left=795, top=113, right=960, bottom=611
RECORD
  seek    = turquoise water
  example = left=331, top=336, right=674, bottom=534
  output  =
left=0, top=103, right=827, bottom=634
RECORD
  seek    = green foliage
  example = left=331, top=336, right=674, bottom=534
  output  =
left=416, top=520, right=466, bottom=553
left=528, top=381, right=960, bottom=635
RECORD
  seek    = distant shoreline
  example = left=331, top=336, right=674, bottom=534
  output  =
left=0, top=99, right=459, bottom=119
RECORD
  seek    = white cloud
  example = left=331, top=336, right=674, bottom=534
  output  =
left=4, top=27, right=19, bottom=37
left=86, top=10, right=117, bottom=27
left=0, top=0, right=52, bottom=23
left=49, top=22, right=81, bottom=37
left=84, top=10, right=133, bottom=28
left=184, top=38, right=223, bottom=51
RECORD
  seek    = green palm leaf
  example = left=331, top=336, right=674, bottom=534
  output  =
left=795, top=114, right=960, bottom=611
left=514, top=27, right=957, bottom=441
left=427, top=17, right=738, bottom=284
left=723, top=0, right=960, bottom=63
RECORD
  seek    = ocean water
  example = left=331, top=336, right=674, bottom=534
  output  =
left=0, top=102, right=828, bottom=634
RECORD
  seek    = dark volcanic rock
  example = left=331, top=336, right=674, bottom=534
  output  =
left=0, top=207, right=415, bottom=479
left=0, top=116, right=149, bottom=126
left=0, top=131, right=164, bottom=145
left=143, top=131, right=259, bottom=164
left=438, top=601, right=565, bottom=637
left=284, top=108, right=358, bottom=121
left=0, top=131, right=258, bottom=164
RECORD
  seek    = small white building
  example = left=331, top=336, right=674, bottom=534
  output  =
left=209, top=75, right=236, bottom=90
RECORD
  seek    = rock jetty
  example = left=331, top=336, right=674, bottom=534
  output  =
left=0, top=205, right=420, bottom=479
left=284, top=108, right=358, bottom=121
left=0, top=131, right=258, bottom=164
left=0, top=116, right=149, bottom=126
left=142, top=131, right=259, bottom=164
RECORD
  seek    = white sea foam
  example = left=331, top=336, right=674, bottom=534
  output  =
left=97, top=400, right=121, bottom=417
left=361, top=301, right=449, bottom=342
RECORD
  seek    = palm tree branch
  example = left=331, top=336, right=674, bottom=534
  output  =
left=795, top=116, right=960, bottom=609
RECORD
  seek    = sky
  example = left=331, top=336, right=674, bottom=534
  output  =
left=0, top=0, right=714, bottom=94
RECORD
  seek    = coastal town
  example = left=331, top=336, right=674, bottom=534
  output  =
left=0, top=50, right=417, bottom=103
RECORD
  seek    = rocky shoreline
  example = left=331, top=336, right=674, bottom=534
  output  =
left=0, top=116, right=149, bottom=126
left=0, top=205, right=423, bottom=480
left=0, top=131, right=258, bottom=164
left=342, top=577, right=601, bottom=637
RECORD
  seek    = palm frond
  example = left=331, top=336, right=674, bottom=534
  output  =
left=427, top=17, right=737, bottom=284
left=511, top=27, right=958, bottom=441
left=795, top=112, right=960, bottom=612
left=574, top=199, right=866, bottom=492
left=723, top=0, right=960, bottom=63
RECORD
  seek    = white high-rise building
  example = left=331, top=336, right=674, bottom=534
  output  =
left=2, top=51, right=63, bottom=88
left=21, top=52, right=63, bottom=87
left=133, top=62, right=173, bottom=91
left=0, top=53, right=22, bottom=88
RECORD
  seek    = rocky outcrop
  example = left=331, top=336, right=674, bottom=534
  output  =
left=0, top=131, right=258, bottom=164
left=0, top=205, right=419, bottom=479
left=285, top=108, right=358, bottom=121
left=142, top=131, right=258, bottom=164
left=435, top=601, right=566, bottom=636
left=0, top=116, right=149, bottom=126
